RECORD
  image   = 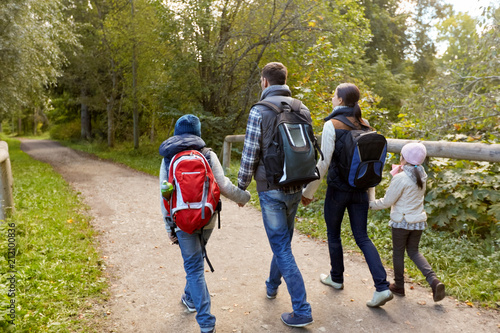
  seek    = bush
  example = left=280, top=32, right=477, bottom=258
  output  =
left=49, top=120, right=81, bottom=141
left=425, top=159, right=500, bottom=247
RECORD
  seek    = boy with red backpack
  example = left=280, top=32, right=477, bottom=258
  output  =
left=159, top=114, right=250, bottom=333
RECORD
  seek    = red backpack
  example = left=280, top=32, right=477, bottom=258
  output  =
left=163, top=149, right=221, bottom=234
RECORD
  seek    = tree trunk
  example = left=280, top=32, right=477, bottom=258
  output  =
left=131, top=0, right=139, bottom=149
left=17, top=116, right=22, bottom=135
left=107, top=58, right=117, bottom=148
left=150, top=112, right=155, bottom=144
left=107, top=99, right=115, bottom=147
left=33, top=107, right=37, bottom=136
left=81, top=88, right=91, bottom=140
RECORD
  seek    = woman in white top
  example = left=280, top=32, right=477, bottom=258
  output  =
left=302, top=83, right=392, bottom=308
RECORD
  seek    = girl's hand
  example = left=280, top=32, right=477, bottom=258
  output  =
left=390, top=164, right=402, bottom=176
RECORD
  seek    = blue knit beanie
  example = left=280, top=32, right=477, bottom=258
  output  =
left=174, top=114, right=201, bottom=137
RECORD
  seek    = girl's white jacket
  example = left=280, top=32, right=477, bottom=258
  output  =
left=369, top=171, right=427, bottom=224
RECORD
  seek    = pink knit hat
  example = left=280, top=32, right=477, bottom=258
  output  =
left=401, top=142, right=427, bottom=165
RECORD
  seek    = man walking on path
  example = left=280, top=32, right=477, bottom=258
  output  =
left=237, top=62, right=313, bottom=328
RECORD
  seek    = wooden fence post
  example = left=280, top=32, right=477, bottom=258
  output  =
left=0, top=141, right=14, bottom=220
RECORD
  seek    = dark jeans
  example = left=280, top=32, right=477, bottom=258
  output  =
left=324, top=186, right=389, bottom=292
left=392, top=227, right=437, bottom=288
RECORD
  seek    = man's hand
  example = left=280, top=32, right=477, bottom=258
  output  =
left=168, top=231, right=178, bottom=244
left=301, top=195, right=313, bottom=206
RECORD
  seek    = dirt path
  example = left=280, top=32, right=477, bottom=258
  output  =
left=20, top=139, right=499, bottom=333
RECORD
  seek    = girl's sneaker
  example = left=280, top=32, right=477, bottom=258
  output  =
left=389, top=283, right=405, bottom=296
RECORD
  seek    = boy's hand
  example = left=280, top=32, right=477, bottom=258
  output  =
left=168, top=231, right=178, bottom=244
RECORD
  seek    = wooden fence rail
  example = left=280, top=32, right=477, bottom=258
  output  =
left=0, top=141, right=14, bottom=220
left=222, top=135, right=500, bottom=172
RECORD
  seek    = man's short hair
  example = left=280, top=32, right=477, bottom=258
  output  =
left=261, top=62, right=287, bottom=85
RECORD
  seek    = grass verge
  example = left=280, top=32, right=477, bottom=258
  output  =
left=0, top=136, right=107, bottom=332
left=62, top=139, right=499, bottom=309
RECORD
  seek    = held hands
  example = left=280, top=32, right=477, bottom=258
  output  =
left=301, top=195, right=313, bottom=206
left=238, top=190, right=251, bottom=207
left=168, top=231, right=178, bottom=245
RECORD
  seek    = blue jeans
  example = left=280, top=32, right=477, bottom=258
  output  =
left=177, top=229, right=216, bottom=332
left=259, top=190, right=312, bottom=317
left=323, top=186, right=389, bottom=292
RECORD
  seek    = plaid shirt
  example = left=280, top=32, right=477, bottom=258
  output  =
left=238, top=104, right=302, bottom=194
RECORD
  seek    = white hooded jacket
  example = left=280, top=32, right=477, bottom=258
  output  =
left=369, top=168, right=427, bottom=224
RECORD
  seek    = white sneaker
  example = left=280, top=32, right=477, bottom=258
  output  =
left=366, top=289, right=393, bottom=307
left=319, top=273, right=344, bottom=290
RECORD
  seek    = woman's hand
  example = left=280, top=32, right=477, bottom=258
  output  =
left=301, top=195, right=313, bottom=206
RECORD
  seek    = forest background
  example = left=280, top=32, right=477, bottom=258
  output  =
left=0, top=0, right=499, bottom=313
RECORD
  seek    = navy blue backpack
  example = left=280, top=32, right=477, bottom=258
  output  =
left=334, top=116, right=387, bottom=189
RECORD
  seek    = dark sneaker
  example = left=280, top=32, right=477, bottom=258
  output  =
left=181, top=294, right=196, bottom=313
left=266, top=288, right=278, bottom=299
left=431, top=280, right=445, bottom=302
left=389, top=283, right=405, bottom=296
left=281, top=312, right=313, bottom=327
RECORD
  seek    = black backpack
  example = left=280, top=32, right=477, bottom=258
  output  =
left=255, top=97, right=323, bottom=187
left=334, top=115, right=387, bottom=189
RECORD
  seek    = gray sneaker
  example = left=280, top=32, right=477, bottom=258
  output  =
left=320, top=273, right=344, bottom=290
left=366, top=290, right=393, bottom=307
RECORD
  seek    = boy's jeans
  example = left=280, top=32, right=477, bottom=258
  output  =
left=259, top=189, right=312, bottom=317
left=177, top=229, right=216, bottom=332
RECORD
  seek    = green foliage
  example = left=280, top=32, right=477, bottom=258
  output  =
left=425, top=159, right=500, bottom=244
left=0, top=0, right=78, bottom=128
left=49, top=120, right=82, bottom=141
left=0, top=136, right=107, bottom=331
left=402, top=6, right=500, bottom=142
left=361, top=0, right=410, bottom=70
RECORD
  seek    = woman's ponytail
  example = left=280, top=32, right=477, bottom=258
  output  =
left=353, top=101, right=362, bottom=124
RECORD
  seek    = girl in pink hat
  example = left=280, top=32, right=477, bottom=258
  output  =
left=369, top=142, right=446, bottom=302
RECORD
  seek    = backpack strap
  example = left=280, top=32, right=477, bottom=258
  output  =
left=254, top=97, right=302, bottom=114
left=255, top=100, right=282, bottom=114
left=199, top=228, right=215, bottom=272
left=333, top=115, right=357, bottom=129
left=333, top=115, right=371, bottom=131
